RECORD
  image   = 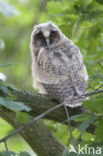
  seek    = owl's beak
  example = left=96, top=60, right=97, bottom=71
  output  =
left=46, top=38, right=50, bottom=46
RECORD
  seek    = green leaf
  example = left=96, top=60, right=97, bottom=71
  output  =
left=81, top=131, right=94, bottom=142
left=62, top=150, right=82, bottom=156
left=0, top=86, right=9, bottom=95
left=62, top=149, right=75, bottom=156
left=0, top=63, right=15, bottom=67
left=69, top=114, right=84, bottom=121
left=96, top=0, right=103, bottom=4
left=47, top=1, right=62, bottom=15
left=77, top=115, right=95, bottom=132
left=0, top=151, right=31, bottom=156
left=19, top=152, right=31, bottom=156
left=0, top=96, right=31, bottom=112
left=83, top=95, right=103, bottom=114
left=0, top=151, right=16, bottom=156
left=95, top=118, right=103, bottom=142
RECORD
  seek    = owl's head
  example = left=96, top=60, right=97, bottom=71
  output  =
left=30, top=21, right=63, bottom=49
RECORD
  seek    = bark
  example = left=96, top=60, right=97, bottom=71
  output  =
left=11, top=90, right=96, bottom=133
left=12, top=90, right=88, bottom=123
left=0, top=87, right=99, bottom=155
left=0, top=111, right=65, bottom=156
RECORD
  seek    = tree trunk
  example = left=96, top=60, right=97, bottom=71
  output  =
left=0, top=112, right=65, bottom=156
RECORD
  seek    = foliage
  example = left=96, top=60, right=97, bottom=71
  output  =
left=0, top=151, right=31, bottom=156
left=46, top=0, right=103, bottom=152
left=0, top=79, right=31, bottom=111
left=0, top=0, right=103, bottom=155
left=0, top=0, right=20, bottom=17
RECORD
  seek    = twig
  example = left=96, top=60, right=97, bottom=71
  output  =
left=95, top=84, right=103, bottom=90
left=4, top=141, right=8, bottom=151
left=0, top=103, right=64, bottom=145
left=63, top=104, right=73, bottom=142
left=84, top=89, right=103, bottom=97
left=93, top=58, right=103, bottom=65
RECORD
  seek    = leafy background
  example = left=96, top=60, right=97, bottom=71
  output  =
left=0, top=0, right=103, bottom=155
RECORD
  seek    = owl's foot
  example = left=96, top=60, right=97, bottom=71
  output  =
left=63, top=95, right=85, bottom=108
left=74, top=95, right=86, bottom=100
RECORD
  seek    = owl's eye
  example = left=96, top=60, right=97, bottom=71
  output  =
left=34, top=32, right=47, bottom=47
left=37, top=32, right=44, bottom=40
left=50, top=31, right=57, bottom=39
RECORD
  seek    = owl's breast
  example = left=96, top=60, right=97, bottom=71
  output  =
left=33, top=47, right=73, bottom=84
left=34, top=63, right=68, bottom=84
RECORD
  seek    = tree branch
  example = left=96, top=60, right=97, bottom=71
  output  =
left=11, top=88, right=102, bottom=126
left=0, top=86, right=102, bottom=155
left=84, top=89, right=103, bottom=96
left=0, top=103, right=63, bottom=144
left=11, top=90, right=88, bottom=124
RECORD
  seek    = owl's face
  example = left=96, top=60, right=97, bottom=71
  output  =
left=31, top=22, right=62, bottom=48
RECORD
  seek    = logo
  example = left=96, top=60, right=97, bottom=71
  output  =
left=69, top=144, right=102, bottom=155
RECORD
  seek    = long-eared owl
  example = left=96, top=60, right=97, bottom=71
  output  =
left=30, top=21, right=88, bottom=107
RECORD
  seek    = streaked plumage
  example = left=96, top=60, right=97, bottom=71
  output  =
left=30, top=21, right=88, bottom=107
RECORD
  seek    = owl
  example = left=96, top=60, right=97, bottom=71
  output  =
left=30, top=21, right=88, bottom=107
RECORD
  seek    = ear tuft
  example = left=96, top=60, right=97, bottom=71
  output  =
left=47, top=21, right=54, bottom=26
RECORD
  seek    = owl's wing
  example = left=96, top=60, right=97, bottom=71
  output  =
left=67, top=45, right=88, bottom=80
left=66, top=44, right=88, bottom=96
